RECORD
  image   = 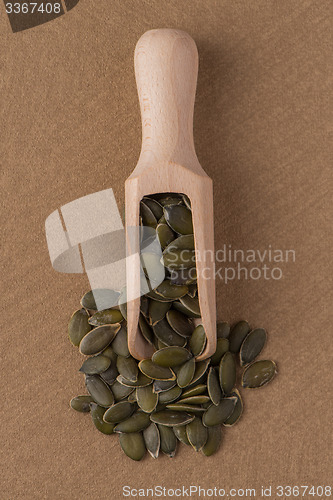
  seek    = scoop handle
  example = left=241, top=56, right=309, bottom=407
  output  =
left=134, top=29, right=199, bottom=167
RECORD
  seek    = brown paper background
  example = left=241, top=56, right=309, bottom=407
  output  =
left=1, top=1, right=332, bottom=499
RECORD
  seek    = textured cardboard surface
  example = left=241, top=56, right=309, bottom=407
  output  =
left=0, top=1, right=331, bottom=499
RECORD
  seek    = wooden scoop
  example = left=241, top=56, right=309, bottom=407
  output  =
left=125, top=29, right=216, bottom=361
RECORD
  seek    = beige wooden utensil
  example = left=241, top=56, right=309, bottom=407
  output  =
left=125, top=28, right=216, bottom=361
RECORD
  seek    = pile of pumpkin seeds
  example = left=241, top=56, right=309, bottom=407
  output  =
left=68, top=193, right=277, bottom=461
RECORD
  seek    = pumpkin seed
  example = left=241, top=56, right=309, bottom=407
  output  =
left=207, top=367, right=222, bottom=406
left=117, top=373, right=152, bottom=388
left=176, top=357, right=196, bottom=388
left=179, top=395, right=210, bottom=405
left=116, top=355, right=138, bottom=383
left=85, top=375, right=114, bottom=407
left=187, top=284, right=197, bottom=298
left=90, top=403, right=115, bottom=434
left=173, top=300, right=200, bottom=318
left=150, top=410, right=195, bottom=427
left=136, top=385, right=158, bottom=413
left=140, top=201, right=157, bottom=228
left=217, top=321, right=231, bottom=339
left=80, top=289, right=120, bottom=311
left=138, top=313, right=155, bottom=345
left=229, top=320, right=251, bottom=353
left=140, top=252, right=165, bottom=289
left=156, top=223, right=175, bottom=249
left=68, top=309, right=91, bottom=347
left=158, top=195, right=183, bottom=206
left=140, top=295, right=150, bottom=318
left=186, top=417, right=208, bottom=451
left=142, top=197, right=164, bottom=220
left=182, top=384, right=207, bottom=398
left=143, top=423, right=160, bottom=459
left=158, top=386, right=182, bottom=404
left=155, top=280, right=188, bottom=299
left=164, top=234, right=195, bottom=252
left=158, top=424, right=177, bottom=458
left=112, top=326, right=130, bottom=357
left=138, top=360, right=176, bottom=381
left=152, top=346, right=192, bottom=368
left=169, top=267, right=197, bottom=286
left=119, top=432, right=146, bottom=461
left=201, top=426, right=222, bottom=456
left=189, top=325, right=206, bottom=356
left=153, top=380, right=176, bottom=394
left=100, top=359, right=118, bottom=385
left=146, top=289, right=174, bottom=303
left=103, top=401, right=134, bottom=423
left=224, top=389, right=243, bottom=426
left=111, top=380, right=134, bottom=402
left=164, top=205, right=193, bottom=234
left=173, top=425, right=191, bottom=446
left=114, top=410, right=151, bottom=433
left=219, top=352, right=236, bottom=395
left=202, top=397, right=237, bottom=427
left=88, top=308, right=123, bottom=326
left=162, top=249, right=196, bottom=270
left=79, top=355, right=111, bottom=375
left=148, top=300, right=171, bottom=326
left=188, top=359, right=210, bottom=387
left=79, top=324, right=120, bottom=355
left=70, top=395, right=93, bottom=413
left=153, top=318, right=187, bottom=347
left=242, top=360, right=277, bottom=388
left=240, top=328, right=267, bottom=366
left=182, top=194, right=191, bottom=209
left=166, top=403, right=205, bottom=414
left=179, top=295, right=201, bottom=316
left=210, top=338, right=229, bottom=366
left=166, top=310, right=194, bottom=337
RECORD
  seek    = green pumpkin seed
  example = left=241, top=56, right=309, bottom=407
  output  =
left=153, top=318, right=187, bottom=347
left=202, top=397, right=237, bottom=427
left=155, top=280, right=188, bottom=299
left=173, top=300, right=200, bottom=318
left=158, top=195, right=183, bottom=206
left=142, top=197, right=164, bottom=220
left=217, top=321, right=231, bottom=339
left=207, top=367, right=222, bottom=406
left=68, top=308, right=91, bottom=347
left=166, top=310, right=194, bottom=337
left=173, top=425, right=191, bottom=446
left=117, top=372, right=152, bottom=388
left=182, top=194, right=191, bottom=209
left=210, top=338, right=229, bottom=366
left=116, top=356, right=138, bottom=383
left=152, top=347, right=192, bottom=368
left=179, top=395, right=210, bottom=405
left=136, top=385, right=158, bottom=413
left=240, top=328, right=267, bottom=366
left=224, top=389, right=243, bottom=426
left=140, top=201, right=157, bottom=228
left=100, top=359, right=118, bottom=385
left=143, top=423, right=160, bottom=459
left=85, top=375, right=114, bottom=407
left=79, top=355, right=111, bottom=375
left=242, top=360, right=277, bottom=388
left=146, top=289, right=174, bottom=303
left=156, top=223, right=175, bottom=249
left=150, top=410, right=194, bottom=427
left=70, top=395, right=94, bottom=413
left=188, top=359, right=210, bottom=387
left=162, top=249, right=196, bottom=270
left=101, top=346, right=117, bottom=360
left=181, top=384, right=207, bottom=398
left=114, top=410, right=151, bottom=433
left=179, top=295, right=201, bottom=316
left=219, top=352, right=236, bottom=395
left=158, top=386, right=182, bottom=404
left=158, top=424, right=177, bottom=457
left=127, top=391, right=137, bottom=403
left=186, top=417, right=208, bottom=451
left=79, top=324, right=120, bottom=355
left=111, top=380, right=134, bottom=402
left=229, top=320, right=251, bottom=353
left=176, top=357, right=196, bottom=388
left=153, top=380, right=176, bottom=394
left=138, top=313, right=155, bottom=345
left=88, top=308, right=123, bottom=327
left=90, top=403, right=115, bottom=434
left=164, top=205, right=193, bottom=234
left=81, top=289, right=120, bottom=311
left=158, top=214, right=166, bottom=224
left=201, top=426, right=222, bottom=456
left=164, top=234, right=195, bottom=252
left=112, top=326, right=130, bottom=357
left=140, top=295, right=150, bottom=318
left=166, top=403, right=205, bottom=414
left=187, top=284, right=197, bottom=298
left=140, top=252, right=165, bottom=288
left=119, top=432, right=146, bottom=461
left=138, top=360, right=176, bottom=381
left=189, top=325, right=206, bottom=356
left=103, top=401, right=134, bottom=423
left=148, top=300, right=171, bottom=326
left=170, top=267, right=197, bottom=286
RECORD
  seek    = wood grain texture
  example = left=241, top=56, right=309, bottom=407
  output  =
left=126, top=29, right=216, bottom=360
